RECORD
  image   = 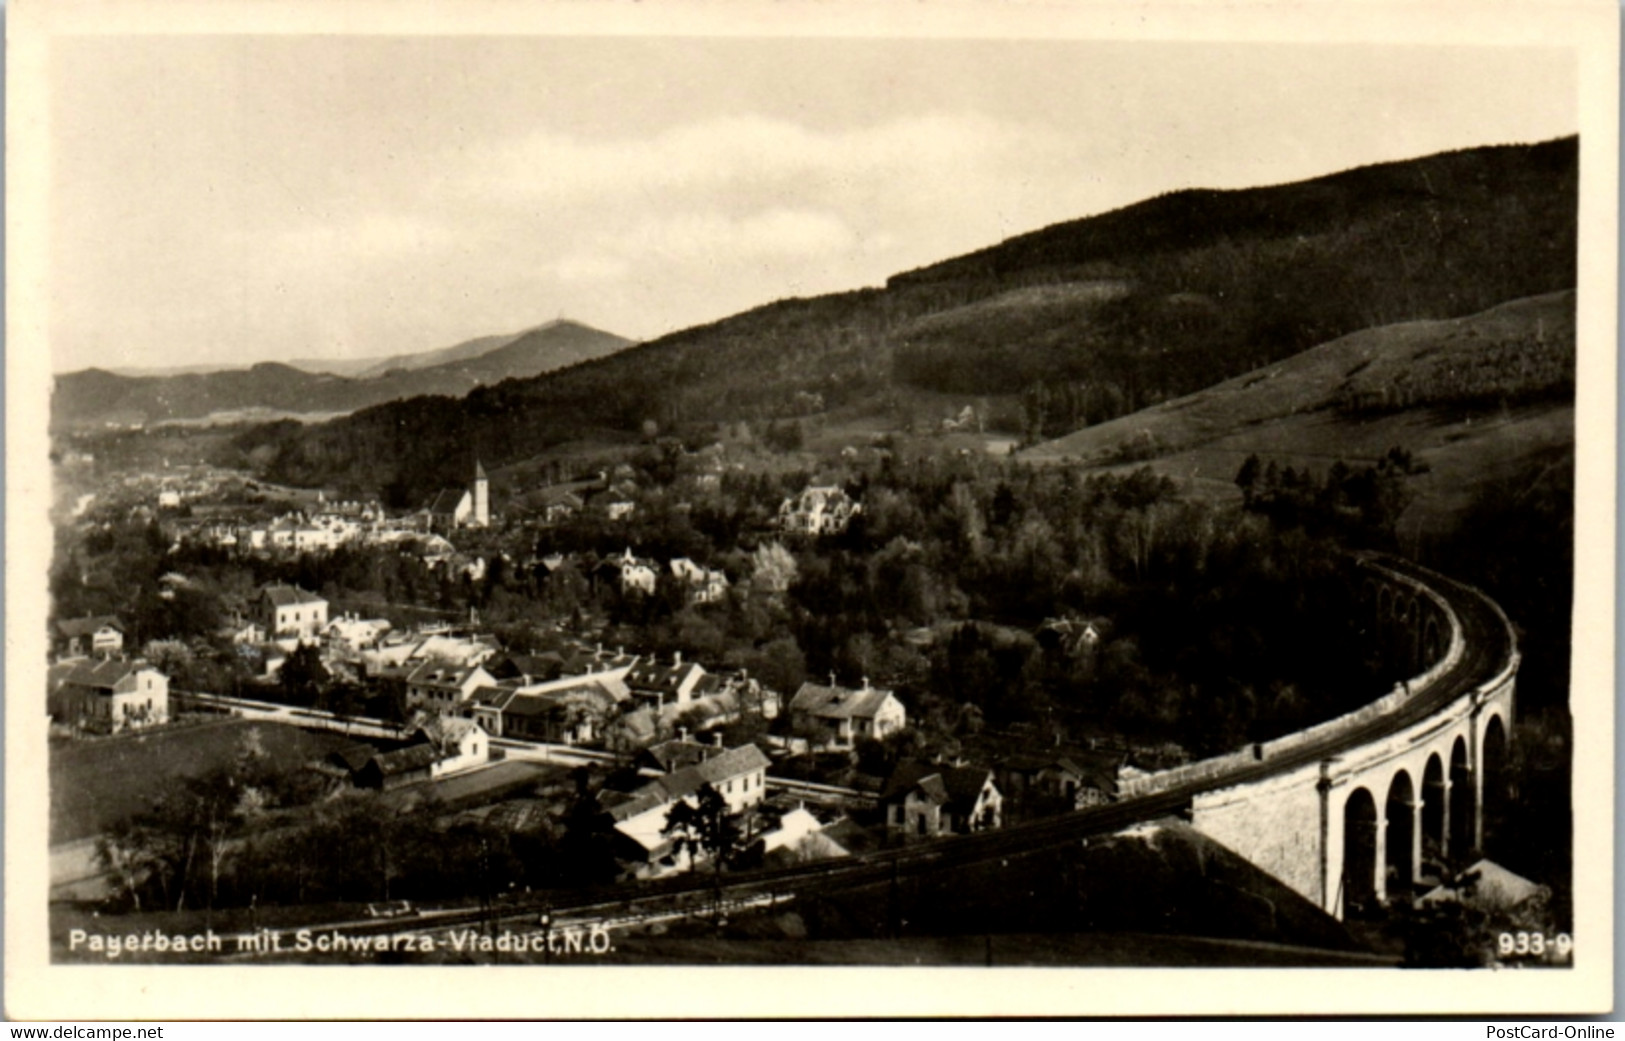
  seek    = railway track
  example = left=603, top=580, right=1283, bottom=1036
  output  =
left=288, top=556, right=1521, bottom=945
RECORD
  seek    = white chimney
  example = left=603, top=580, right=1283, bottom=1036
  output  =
left=678, top=727, right=689, bottom=742
left=713, top=731, right=724, bottom=748
left=861, top=676, right=870, bottom=691
left=674, top=650, right=682, bottom=666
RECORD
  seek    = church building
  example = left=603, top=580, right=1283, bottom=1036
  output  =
left=423, top=459, right=491, bottom=531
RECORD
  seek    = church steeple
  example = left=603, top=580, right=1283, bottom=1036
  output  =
left=472, top=458, right=490, bottom=526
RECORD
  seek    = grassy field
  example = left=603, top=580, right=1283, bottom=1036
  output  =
left=49, top=720, right=362, bottom=845
left=1020, top=291, right=1575, bottom=540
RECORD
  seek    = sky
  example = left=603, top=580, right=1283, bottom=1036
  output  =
left=46, top=35, right=1577, bottom=373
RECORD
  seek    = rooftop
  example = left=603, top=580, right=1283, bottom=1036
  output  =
left=260, top=584, right=326, bottom=608
left=54, top=658, right=158, bottom=691
left=789, top=681, right=896, bottom=720
left=53, top=615, right=124, bottom=639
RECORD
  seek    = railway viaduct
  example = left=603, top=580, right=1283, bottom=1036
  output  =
left=238, top=557, right=1523, bottom=948
left=1120, top=555, right=1519, bottom=919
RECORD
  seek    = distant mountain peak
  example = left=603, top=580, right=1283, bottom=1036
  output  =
left=50, top=316, right=632, bottom=430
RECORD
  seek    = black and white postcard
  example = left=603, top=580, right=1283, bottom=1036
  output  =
left=7, top=0, right=1617, bottom=1018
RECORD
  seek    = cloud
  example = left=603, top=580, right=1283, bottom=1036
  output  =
left=459, top=111, right=1068, bottom=211
left=629, top=208, right=857, bottom=263
left=548, top=253, right=632, bottom=284
left=271, top=212, right=457, bottom=261
left=545, top=207, right=861, bottom=291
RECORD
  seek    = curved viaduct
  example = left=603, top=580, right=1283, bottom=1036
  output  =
left=1118, top=554, right=1520, bottom=918
left=340, top=556, right=1521, bottom=943
left=549, top=553, right=1521, bottom=926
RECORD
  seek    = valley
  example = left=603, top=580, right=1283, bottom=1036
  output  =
left=46, top=135, right=1580, bottom=971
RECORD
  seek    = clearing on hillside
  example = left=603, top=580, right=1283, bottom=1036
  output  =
left=1018, top=291, right=1575, bottom=538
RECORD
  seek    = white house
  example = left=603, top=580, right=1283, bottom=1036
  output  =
left=788, top=678, right=907, bottom=747
left=325, top=614, right=392, bottom=651
left=405, top=662, right=495, bottom=713
left=670, top=557, right=730, bottom=604
left=415, top=716, right=490, bottom=779
left=48, top=659, right=169, bottom=734
left=778, top=485, right=860, bottom=536
left=257, top=584, right=329, bottom=639
left=881, top=762, right=1003, bottom=837
left=759, top=806, right=827, bottom=855
left=51, top=615, right=125, bottom=660
left=606, top=548, right=658, bottom=596
left=603, top=743, right=772, bottom=874
left=625, top=653, right=707, bottom=712
left=409, top=633, right=497, bottom=668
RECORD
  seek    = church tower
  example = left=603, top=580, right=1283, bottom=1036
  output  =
left=472, top=458, right=490, bottom=527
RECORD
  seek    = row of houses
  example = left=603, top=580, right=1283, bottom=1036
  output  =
left=172, top=508, right=383, bottom=556
left=594, top=548, right=730, bottom=604
left=402, top=649, right=756, bottom=749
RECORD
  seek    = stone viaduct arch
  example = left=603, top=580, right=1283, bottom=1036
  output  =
left=1172, top=558, right=1519, bottom=919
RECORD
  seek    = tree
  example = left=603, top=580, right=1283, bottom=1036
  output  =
left=744, top=636, right=806, bottom=698
left=143, top=639, right=195, bottom=678
left=97, top=817, right=158, bottom=912
left=661, top=783, right=742, bottom=874
left=749, top=542, right=799, bottom=595
left=278, top=642, right=329, bottom=707
left=1235, top=454, right=1262, bottom=505
left=556, top=770, right=621, bottom=887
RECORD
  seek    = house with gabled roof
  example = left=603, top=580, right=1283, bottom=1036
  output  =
left=48, top=658, right=169, bottom=735
left=1036, top=616, right=1108, bottom=659
left=788, top=677, right=906, bottom=747
left=601, top=743, right=773, bottom=875
left=495, top=679, right=619, bottom=745
left=778, top=485, right=860, bottom=536
left=413, top=715, right=490, bottom=778
left=997, top=751, right=1123, bottom=810
left=353, top=743, right=439, bottom=791
left=257, top=583, right=329, bottom=639
left=534, top=487, right=585, bottom=525
left=880, top=761, right=1002, bottom=837
left=323, top=742, right=379, bottom=779
left=325, top=614, right=392, bottom=651
left=486, top=652, right=565, bottom=687
left=624, top=653, right=706, bottom=712
left=636, top=735, right=727, bottom=774
left=670, top=558, right=730, bottom=605
left=463, top=684, right=521, bottom=738
left=409, top=632, right=497, bottom=668
left=598, top=547, right=657, bottom=596
left=349, top=718, right=490, bottom=790
left=405, top=661, right=495, bottom=714
left=51, top=615, right=125, bottom=660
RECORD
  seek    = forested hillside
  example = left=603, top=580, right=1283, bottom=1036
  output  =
left=223, top=137, right=1577, bottom=503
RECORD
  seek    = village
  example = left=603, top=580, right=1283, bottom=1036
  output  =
left=48, top=450, right=1132, bottom=910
